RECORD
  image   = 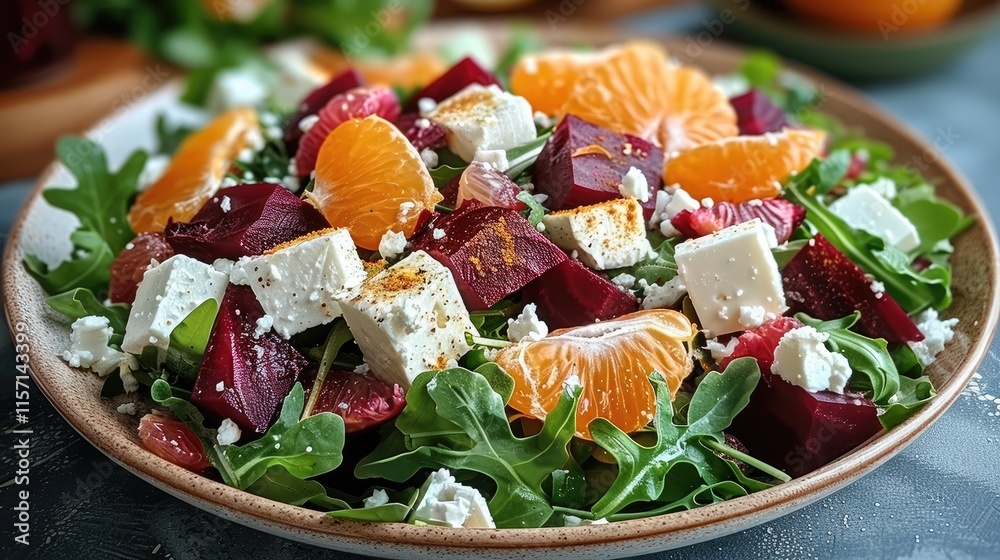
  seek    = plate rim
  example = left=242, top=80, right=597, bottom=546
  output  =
left=3, top=31, right=999, bottom=555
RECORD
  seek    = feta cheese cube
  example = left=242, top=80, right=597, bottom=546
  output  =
left=907, top=308, right=959, bottom=366
left=507, top=303, right=549, bottom=342
left=772, top=326, right=852, bottom=393
left=426, top=84, right=535, bottom=162
left=231, top=229, right=367, bottom=339
left=674, top=219, right=786, bottom=336
left=542, top=198, right=652, bottom=270
left=123, top=255, right=228, bottom=354
left=409, top=468, right=495, bottom=529
left=338, top=251, right=476, bottom=389
left=63, top=316, right=137, bottom=377
left=619, top=166, right=650, bottom=202
left=649, top=186, right=700, bottom=237
left=829, top=185, right=920, bottom=252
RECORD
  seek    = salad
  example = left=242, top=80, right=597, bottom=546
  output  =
left=26, top=40, right=973, bottom=529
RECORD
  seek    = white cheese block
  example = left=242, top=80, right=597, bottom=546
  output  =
left=409, top=468, right=495, bottom=529
left=542, top=198, right=652, bottom=270
left=338, top=250, right=476, bottom=389
left=426, top=84, right=536, bottom=162
left=829, top=185, right=920, bottom=252
left=231, top=228, right=367, bottom=339
left=674, top=219, right=786, bottom=336
left=63, top=316, right=137, bottom=377
left=123, top=255, right=228, bottom=355
left=772, top=326, right=852, bottom=393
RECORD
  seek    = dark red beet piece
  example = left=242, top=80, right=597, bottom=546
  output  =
left=404, top=57, right=501, bottom=111
left=411, top=204, right=567, bottom=310
left=782, top=235, right=923, bottom=343
left=191, top=284, right=310, bottom=435
left=301, top=369, right=405, bottom=433
left=671, top=199, right=806, bottom=243
left=165, top=184, right=330, bottom=262
left=729, top=89, right=789, bottom=135
left=717, top=316, right=803, bottom=373
left=533, top=115, right=661, bottom=219
left=729, top=370, right=883, bottom=478
left=522, top=260, right=639, bottom=329
left=845, top=151, right=868, bottom=180
left=284, top=68, right=365, bottom=154
left=394, top=112, right=447, bottom=151
left=109, top=232, right=175, bottom=304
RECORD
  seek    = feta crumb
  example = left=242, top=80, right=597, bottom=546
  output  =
left=870, top=281, right=886, bottom=294
left=378, top=230, right=408, bottom=260
left=62, top=316, right=138, bottom=378
left=254, top=315, right=274, bottom=339
left=217, top=418, right=242, bottom=446
left=535, top=222, right=546, bottom=232
left=212, top=258, right=235, bottom=275
left=640, top=276, right=687, bottom=310
left=648, top=187, right=700, bottom=237
left=533, top=111, right=554, bottom=129
left=508, top=303, right=549, bottom=342
left=417, top=97, right=437, bottom=114
left=432, top=228, right=447, bottom=240
left=701, top=197, right=715, bottom=208
left=867, top=177, right=898, bottom=200
left=409, top=468, right=495, bottom=528
left=772, top=326, right=852, bottom=393
left=116, top=403, right=137, bottom=416
left=564, top=515, right=610, bottom=527
left=420, top=148, right=439, bottom=169
left=397, top=201, right=416, bottom=222
left=532, top=193, right=549, bottom=204
left=364, top=489, right=390, bottom=508
left=354, top=361, right=371, bottom=374
left=611, top=273, right=637, bottom=289
left=907, top=309, right=959, bottom=366
left=215, top=381, right=225, bottom=392
left=121, top=368, right=139, bottom=394
left=563, top=373, right=582, bottom=393
left=619, top=166, right=649, bottom=202
left=220, top=196, right=232, bottom=213
left=738, top=305, right=767, bottom=329
left=298, top=114, right=320, bottom=133
left=704, top=337, right=739, bottom=362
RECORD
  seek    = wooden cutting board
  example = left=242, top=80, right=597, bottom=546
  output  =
left=0, top=39, right=156, bottom=182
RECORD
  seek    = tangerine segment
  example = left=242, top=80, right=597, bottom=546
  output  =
left=312, top=115, right=441, bottom=251
left=310, top=48, right=446, bottom=90
left=495, top=309, right=697, bottom=440
left=129, top=108, right=259, bottom=233
left=556, top=42, right=737, bottom=153
left=663, top=129, right=827, bottom=204
left=510, top=49, right=606, bottom=115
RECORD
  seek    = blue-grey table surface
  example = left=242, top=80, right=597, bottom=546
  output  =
left=3, top=5, right=1000, bottom=559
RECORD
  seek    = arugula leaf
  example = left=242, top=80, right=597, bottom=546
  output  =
left=608, top=478, right=748, bottom=522
left=790, top=149, right=850, bottom=195
left=45, top=288, right=130, bottom=334
left=328, top=488, right=419, bottom=522
left=302, top=320, right=356, bottom=418
left=783, top=181, right=950, bottom=312
left=246, top=465, right=351, bottom=509
left=516, top=191, right=547, bottom=227
left=796, top=313, right=900, bottom=404
left=878, top=375, right=937, bottom=430
left=606, top=232, right=678, bottom=286
left=155, top=113, right=195, bottom=155
left=589, top=359, right=764, bottom=519
left=505, top=131, right=552, bottom=180
left=163, top=298, right=219, bottom=382
left=356, top=366, right=581, bottom=528
left=429, top=164, right=466, bottom=189
left=772, top=239, right=808, bottom=269
left=25, top=229, right=116, bottom=295
left=894, top=197, right=975, bottom=257
left=890, top=343, right=925, bottom=377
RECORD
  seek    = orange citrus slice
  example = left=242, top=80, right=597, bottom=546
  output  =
left=510, top=49, right=606, bottom=115
left=556, top=41, right=738, bottom=153
left=310, top=48, right=446, bottom=90
left=495, top=309, right=697, bottom=440
left=311, top=115, right=441, bottom=251
left=128, top=107, right=259, bottom=233
left=663, top=128, right=827, bottom=203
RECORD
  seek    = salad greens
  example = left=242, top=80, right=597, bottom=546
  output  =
left=606, top=232, right=679, bottom=287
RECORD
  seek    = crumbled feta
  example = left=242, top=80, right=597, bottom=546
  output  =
left=338, top=251, right=477, bottom=389
left=432, top=228, right=447, bottom=240
left=829, top=185, right=920, bottom=252
left=772, top=326, right=852, bottom=393
left=254, top=315, right=274, bottom=339
left=420, top=148, right=439, bottom=169
left=908, top=309, right=959, bottom=366
left=123, top=255, right=228, bottom=354
left=472, top=148, right=509, bottom=172
left=640, top=276, right=687, bottom=310
left=426, top=84, right=535, bottom=162
left=738, top=305, right=767, bottom=329
left=378, top=230, right=408, bottom=260
left=543, top=198, right=652, bottom=270
left=298, top=114, right=320, bottom=133
left=648, top=187, right=700, bottom=237
left=265, top=41, right=329, bottom=110
left=704, top=336, right=739, bottom=362
left=619, top=166, right=649, bottom=202
left=220, top=196, right=232, bottom=213
left=215, top=381, right=225, bottom=392
left=116, top=403, right=137, bottom=416
left=611, top=273, right=636, bottom=289
left=700, top=197, right=715, bottom=208
left=507, top=303, right=549, bottom=342
left=712, top=73, right=750, bottom=98
left=120, top=368, right=139, bottom=393
left=870, top=280, right=886, bottom=299
left=231, top=229, right=367, bottom=339
left=417, top=97, right=438, bottom=115
left=533, top=111, right=554, bottom=129
left=409, top=468, right=495, bottom=529
left=364, top=489, right=390, bottom=509
left=216, top=418, right=242, bottom=446
left=866, top=177, right=898, bottom=200
left=564, top=515, right=610, bottom=527
left=212, top=258, right=235, bottom=275
left=674, top=219, right=786, bottom=336
left=354, top=361, right=370, bottom=374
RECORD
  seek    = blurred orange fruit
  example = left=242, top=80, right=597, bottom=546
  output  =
left=128, top=108, right=259, bottom=233
left=310, top=48, right=446, bottom=90
left=783, top=0, right=962, bottom=34
left=663, top=128, right=827, bottom=203
left=510, top=50, right=606, bottom=115
left=556, top=41, right=738, bottom=153
left=495, top=309, right=697, bottom=440
left=311, top=115, right=441, bottom=251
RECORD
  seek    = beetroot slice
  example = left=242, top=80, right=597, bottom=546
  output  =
left=522, top=260, right=639, bottom=330
left=533, top=115, right=661, bottom=219
left=782, top=235, right=923, bottom=343
left=404, top=57, right=501, bottom=111
left=671, top=199, right=806, bottom=243
left=411, top=204, right=567, bottom=310
left=729, top=89, right=789, bottom=135
left=191, top=284, right=310, bottom=435
left=301, top=369, right=405, bottom=434
left=394, top=112, right=447, bottom=151
left=284, top=69, right=365, bottom=154
left=110, top=232, right=175, bottom=304
left=165, top=184, right=330, bottom=262
left=717, top=316, right=803, bottom=374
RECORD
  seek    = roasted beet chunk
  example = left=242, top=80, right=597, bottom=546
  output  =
left=411, top=204, right=567, bottom=310
left=191, top=284, right=310, bottom=434
left=533, top=115, right=661, bottom=218
left=729, top=89, right=789, bottom=135
left=301, top=368, right=405, bottom=434
left=394, top=112, right=447, bottom=151
left=782, top=235, right=923, bottom=343
left=165, top=183, right=330, bottom=262
left=284, top=68, right=365, bottom=153
left=404, top=57, right=501, bottom=111
left=522, top=260, right=638, bottom=329
left=109, top=232, right=175, bottom=304
left=671, top=199, right=806, bottom=243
